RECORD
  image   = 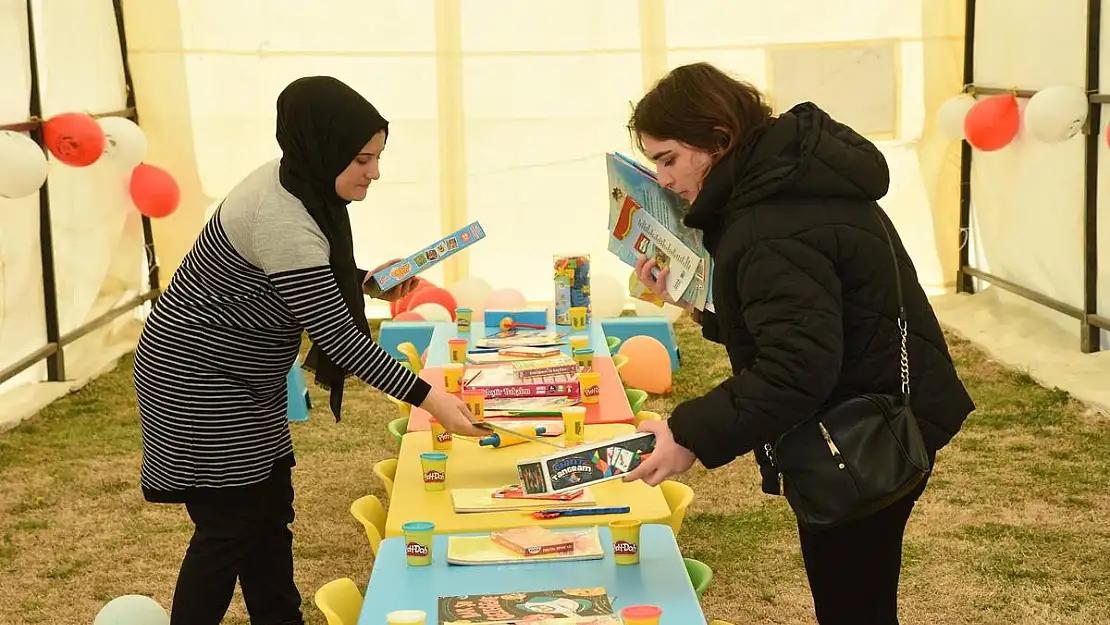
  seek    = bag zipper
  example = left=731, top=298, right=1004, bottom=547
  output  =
left=818, top=422, right=847, bottom=470
left=764, top=443, right=784, bottom=494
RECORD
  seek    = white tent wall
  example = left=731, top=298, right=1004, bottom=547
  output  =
left=928, top=0, right=1110, bottom=414
left=1, top=0, right=970, bottom=420
left=0, top=0, right=148, bottom=427
left=121, top=0, right=964, bottom=309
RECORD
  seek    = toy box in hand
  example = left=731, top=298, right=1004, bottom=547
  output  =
left=371, top=221, right=486, bottom=292
left=516, top=432, right=656, bottom=495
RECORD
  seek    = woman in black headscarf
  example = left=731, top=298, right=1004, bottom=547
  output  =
left=134, top=76, right=483, bottom=625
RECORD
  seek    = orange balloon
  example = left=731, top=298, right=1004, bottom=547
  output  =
left=43, top=112, right=105, bottom=167
left=617, top=336, right=673, bottom=394
left=130, top=164, right=180, bottom=218
left=406, top=286, right=458, bottom=321
left=964, top=94, right=1020, bottom=151
left=391, top=278, right=432, bottom=317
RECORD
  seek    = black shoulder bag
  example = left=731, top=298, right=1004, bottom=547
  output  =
left=765, top=207, right=932, bottom=530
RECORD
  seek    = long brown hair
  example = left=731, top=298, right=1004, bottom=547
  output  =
left=628, top=62, right=773, bottom=163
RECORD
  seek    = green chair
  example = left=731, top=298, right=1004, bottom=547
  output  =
left=684, top=558, right=714, bottom=600
left=625, top=388, right=648, bottom=415
left=606, top=335, right=622, bottom=353
left=387, top=417, right=409, bottom=444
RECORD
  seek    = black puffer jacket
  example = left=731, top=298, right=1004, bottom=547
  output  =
left=667, top=102, right=974, bottom=491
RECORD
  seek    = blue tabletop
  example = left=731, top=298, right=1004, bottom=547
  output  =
left=425, top=320, right=611, bottom=366
left=358, top=524, right=705, bottom=624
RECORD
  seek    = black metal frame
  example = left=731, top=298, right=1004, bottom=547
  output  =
left=957, top=0, right=1109, bottom=353
left=0, top=0, right=160, bottom=385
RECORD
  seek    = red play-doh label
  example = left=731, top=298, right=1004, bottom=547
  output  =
left=406, top=542, right=430, bottom=557
left=436, top=431, right=453, bottom=443
left=613, top=540, right=638, bottom=555
left=423, top=470, right=446, bottom=483
left=583, top=385, right=601, bottom=397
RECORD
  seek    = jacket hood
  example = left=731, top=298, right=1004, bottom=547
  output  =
left=684, top=102, right=890, bottom=230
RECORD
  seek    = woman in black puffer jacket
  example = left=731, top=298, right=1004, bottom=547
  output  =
left=621, top=62, right=974, bottom=625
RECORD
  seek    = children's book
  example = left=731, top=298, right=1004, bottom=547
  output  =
left=438, top=587, right=614, bottom=623
left=474, top=329, right=566, bottom=349
left=369, top=221, right=486, bottom=292
left=605, top=152, right=715, bottom=312
left=450, top=485, right=594, bottom=513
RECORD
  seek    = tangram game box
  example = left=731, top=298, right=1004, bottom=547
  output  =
left=516, top=432, right=656, bottom=495
left=371, top=221, right=486, bottom=292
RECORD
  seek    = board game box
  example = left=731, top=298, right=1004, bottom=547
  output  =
left=516, top=432, right=656, bottom=495
left=370, top=221, right=486, bottom=292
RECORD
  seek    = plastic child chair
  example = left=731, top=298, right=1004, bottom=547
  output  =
left=684, top=557, right=714, bottom=600
left=313, top=577, right=363, bottom=625
left=634, top=411, right=662, bottom=427
left=606, top=335, right=622, bottom=352
left=625, top=388, right=648, bottom=415
left=709, top=620, right=735, bottom=625
left=612, top=353, right=630, bottom=378
left=387, top=417, right=409, bottom=444
left=396, top=342, right=423, bottom=374
left=350, top=495, right=386, bottom=556
left=660, top=480, right=694, bottom=535
left=373, top=458, right=397, bottom=497
left=386, top=395, right=412, bottom=418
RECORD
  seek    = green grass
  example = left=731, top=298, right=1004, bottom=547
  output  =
left=0, top=317, right=1109, bottom=624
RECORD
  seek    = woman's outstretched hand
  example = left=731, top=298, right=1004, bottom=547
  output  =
left=419, top=389, right=487, bottom=437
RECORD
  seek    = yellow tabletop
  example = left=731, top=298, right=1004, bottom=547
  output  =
left=383, top=423, right=672, bottom=537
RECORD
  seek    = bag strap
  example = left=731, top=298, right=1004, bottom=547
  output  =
left=870, top=206, right=910, bottom=401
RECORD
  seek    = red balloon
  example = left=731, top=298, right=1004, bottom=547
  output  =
left=406, top=286, right=458, bottom=320
left=964, top=94, right=1020, bottom=151
left=393, top=311, right=425, bottom=322
left=130, top=163, right=180, bottom=218
left=43, top=112, right=105, bottom=167
left=392, top=278, right=433, bottom=317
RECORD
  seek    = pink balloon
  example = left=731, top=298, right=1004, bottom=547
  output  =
left=393, top=311, right=425, bottom=322
left=618, top=336, right=672, bottom=394
left=485, top=288, right=527, bottom=310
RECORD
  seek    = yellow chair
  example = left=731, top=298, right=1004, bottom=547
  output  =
left=386, top=395, right=412, bottom=418
left=313, top=578, right=363, bottom=625
left=396, top=342, right=423, bottom=374
left=350, top=495, right=386, bottom=556
left=612, top=353, right=630, bottom=371
left=387, top=417, right=409, bottom=444
left=372, top=458, right=397, bottom=497
left=634, top=410, right=662, bottom=427
left=660, top=480, right=694, bottom=535
left=709, top=620, right=735, bottom=625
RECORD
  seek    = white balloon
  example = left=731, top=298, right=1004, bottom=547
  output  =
left=633, top=298, right=684, bottom=323
left=936, top=94, right=978, bottom=140
left=410, top=302, right=452, bottom=322
left=1024, top=85, right=1089, bottom=144
left=0, top=130, right=48, bottom=199
left=447, top=276, right=493, bottom=320
left=94, top=595, right=169, bottom=625
left=590, top=273, right=627, bottom=320
left=97, top=116, right=148, bottom=169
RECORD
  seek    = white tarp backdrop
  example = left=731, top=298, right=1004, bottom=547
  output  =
left=969, top=0, right=1110, bottom=349
left=0, top=0, right=147, bottom=403
left=22, top=0, right=1110, bottom=412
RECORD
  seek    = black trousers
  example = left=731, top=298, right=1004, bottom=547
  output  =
left=797, top=477, right=929, bottom=625
left=170, top=465, right=304, bottom=625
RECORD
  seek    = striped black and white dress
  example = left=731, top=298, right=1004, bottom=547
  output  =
left=133, top=160, right=431, bottom=502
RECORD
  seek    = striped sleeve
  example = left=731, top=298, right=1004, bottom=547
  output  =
left=268, top=266, right=431, bottom=406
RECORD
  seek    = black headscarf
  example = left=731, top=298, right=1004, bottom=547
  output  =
left=275, top=76, right=388, bottom=421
